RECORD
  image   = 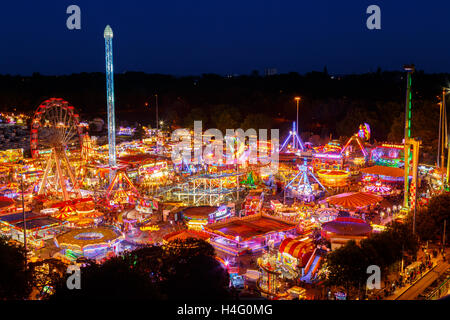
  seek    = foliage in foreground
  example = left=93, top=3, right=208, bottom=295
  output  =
left=50, top=238, right=231, bottom=300
left=324, top=221, right=419, bottom=298
left=0, top=236, right=30, bottom=300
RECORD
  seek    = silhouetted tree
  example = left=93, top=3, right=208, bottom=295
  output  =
left=0, top=236, right=31, bottom=300
left=415, top=192, right=450, bottom=243
left=50, top=257, right=162, bottom=300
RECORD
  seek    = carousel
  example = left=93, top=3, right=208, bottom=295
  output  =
left=55, top=226, right=124, bottom=260
left=316, top=169, right=350, bottom=188
left=362, top=181, right=393, bottom=196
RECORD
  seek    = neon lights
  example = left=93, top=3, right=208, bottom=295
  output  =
left=381, top=143, right=404, bottom=149
left=117, top=126, right=135, bottom=136
left=363, top=182, right=392, bottom=195
left=285, top=158, right=328, bottom=201
left=140, top=225, right=160, bottom=231
left=358, top=123, right=371, bottom=140
left=403, top=66, right=414, bottom=209
left=341, top=134, right=368, bottom=157
left=280, top=122, right=304, bottom=152
left=316, top=169, right=349, bottom=187
left=313, top=153, right=342, bottom=159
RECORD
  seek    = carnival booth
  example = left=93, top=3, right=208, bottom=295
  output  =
left=275, top=202, right=315, bottom=222
left=136, top=197, right=157, bottom=215
left=270, top=200, right=283, bottom=212
left=321, top=217, right=372, bottom=250
left=312, top=141, right=343, bottom=171
left=204, top=213, right=298, bottom=256
left=182, top=206, right=219, bottom=230
left=0, top=211, right=66, bottom=248
left=243, top=195, right=262, bottom=216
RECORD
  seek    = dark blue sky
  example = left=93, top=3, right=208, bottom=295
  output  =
left=1, top=0, right=450, bottom=75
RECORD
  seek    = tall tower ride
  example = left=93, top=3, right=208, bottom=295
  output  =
left=104, top=25, right=116, bottom=169
left=403, top=65, right=414, bottom=210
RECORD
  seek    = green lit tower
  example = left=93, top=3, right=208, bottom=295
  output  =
left=403, top=64, right=415, bottom=209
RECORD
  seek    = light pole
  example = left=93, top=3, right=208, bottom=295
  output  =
left=294, top=97, right=301, bottom=150
left=155, top=94, right=159, bottom=131
left=438, top=89, right=448, bottom=169
left=20, top=173, right=27, bottom=257
left=443, top=219, right=447, bottom=257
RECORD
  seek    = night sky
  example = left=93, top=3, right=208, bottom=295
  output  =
left=1, top=0, right=450, bottom=76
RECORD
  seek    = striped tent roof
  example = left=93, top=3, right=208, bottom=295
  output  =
left=54, top=211, right=70, bottom=220
left=278, top=238, right=313, bottom=259
left=326, top=192, right=383, bottom=209
left=60, top=205, right=76, bottom=214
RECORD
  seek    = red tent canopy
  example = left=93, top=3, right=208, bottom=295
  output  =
left=0, top=196, right=14, bottom=210
left=327, top=192, right=383, bottom=209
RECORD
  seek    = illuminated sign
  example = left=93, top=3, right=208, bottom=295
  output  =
left=381, top=143, right=404, bottom=149
left=210, top=205, right=230, bottom=222
left=313, top=153, right=342, bottom=159
left=140, top=225, right=160, bottom=231
left=139, top=161, right=167, bottom=175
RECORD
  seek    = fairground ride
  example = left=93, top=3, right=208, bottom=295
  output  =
left=167, top=172, right=245, bottom=206
left=31, top=98, right=85, bottom=201
left=279, top=122, right=305, bottom=153
left=284, top=158, right=328, bottom=202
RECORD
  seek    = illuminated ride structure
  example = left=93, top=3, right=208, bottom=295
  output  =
left=341, top=134, right=368, bottom=158
left=279, top=122, right=305, bottom=153
left=437, top=89, right=448, bottom=170
left=106, top=170, right=138, bottom=205
left=77, top=134, right=96, bottom=185
left=340, top=124, right=370, bottom=164
left=104, top=25, right=117, bottom=182
left=167, top=172, right=245, bottom=206
left=436, top=89, right=450, bottom=188
left=370, top=143, right=405, bottom=168
left=31, top=98, right=84, bottom=201
left=362, top=181, right=392, bottom=196
left=316, top=169, right=350, bottom=188
left=312, top=141, right=344, bottom=171
left=284, top=158, right=327, bottom=202
left=257, top=253, right=283, bottom=299
left=401, top=65, right=421, bottom=219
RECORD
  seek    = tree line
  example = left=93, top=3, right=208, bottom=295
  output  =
left=0, top=70, right=447, bottom=163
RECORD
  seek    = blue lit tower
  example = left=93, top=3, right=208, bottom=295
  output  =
left=104, top=25, right=116, bottom=170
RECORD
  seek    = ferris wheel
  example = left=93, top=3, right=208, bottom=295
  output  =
left=31, top=98, right=84, bottom=201
left=30, top=98, right=84, bottom=158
